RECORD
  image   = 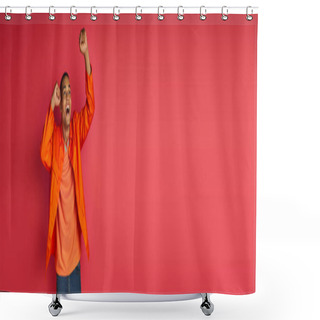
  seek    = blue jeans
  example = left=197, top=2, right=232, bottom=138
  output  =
left=56, top=261, right=81, bottom=294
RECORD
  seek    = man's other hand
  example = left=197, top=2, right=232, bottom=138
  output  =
left=51, top=82, right=61, bottom=111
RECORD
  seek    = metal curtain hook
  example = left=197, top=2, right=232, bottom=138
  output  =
left=200, top=6, right=207, bottom=20
left=25, top=6, right=32, bottom=20
left=158, top=6, right=164, bottom=21
left=5, top=6, right=12, bottom=21
left=90, top=6, right=97, bottom=21
left=135, top=6, right=142, bottom=21
left=49, top=6, right=55, bottom=21
left=221, top=6, right=228, bottom=21
left=246, top=6, right=253, bottom=21
left=70, top=6, right=77, bottom=21
left=113, top=6, right=120, bottom=21
left=177, top=6, right=184, bottom=21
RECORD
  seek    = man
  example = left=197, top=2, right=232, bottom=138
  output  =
left=40, top=28, right=94, bottom=299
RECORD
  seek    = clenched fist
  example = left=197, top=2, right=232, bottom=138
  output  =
left=51, top=82, right=61, bottom=111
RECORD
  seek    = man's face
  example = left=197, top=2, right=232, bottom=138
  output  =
left=60, top=75, right=72, bottom=128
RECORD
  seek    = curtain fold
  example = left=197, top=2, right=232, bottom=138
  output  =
left=0, top=13, right=257, bottom=294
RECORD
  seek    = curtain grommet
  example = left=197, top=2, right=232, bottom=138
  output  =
left=5, top=6, right=12, bottom=21
left=49, top=6, right=55, bottom=21
left=157, top=6, right=164, bottom=21
left=177, top=6, right=184, bottom=21
left=25, top=6, right=32, bottom=21
left=221, top=6, right=228, bottom=21
left=135, top=6, right=142, bottom=21
left=90, top=6, right=97, bottom=21
left=70, top=6, right=77, bottom=21
left=246, top=6, right=253, bottom=21
left=113, top=6, right=120, bottom=21
left=200, top=6, right=207, bottom=21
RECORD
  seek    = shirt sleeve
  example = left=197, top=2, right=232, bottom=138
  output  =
left=40, top=103, right=55, bottom=172
left=77, top=65, right=95, bottom=149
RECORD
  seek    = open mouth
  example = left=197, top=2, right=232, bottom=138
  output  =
left=66, top=105, right=70, bottom=115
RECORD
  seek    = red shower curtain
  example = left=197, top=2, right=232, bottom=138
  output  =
left=0, top=13, right=257, bottom=294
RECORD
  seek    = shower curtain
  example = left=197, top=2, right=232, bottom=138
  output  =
left=0, top=12, right=257, bottom=295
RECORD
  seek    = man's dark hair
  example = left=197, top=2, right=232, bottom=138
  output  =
left=60, top=72, right=70, bottom=97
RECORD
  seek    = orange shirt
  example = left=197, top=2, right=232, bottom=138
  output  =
left=55, top=148, right=81, bottom=276
left=40, top=67, right=94, bottom=272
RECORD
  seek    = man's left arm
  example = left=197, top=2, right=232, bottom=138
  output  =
left=78, top=28, right=95, bottom=149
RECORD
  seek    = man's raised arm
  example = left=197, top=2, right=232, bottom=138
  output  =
left=80, top=27, right=92, bottom=76
left=78, top=28, right=95, bottom=149
left=40, top=82, right=60, bottom=172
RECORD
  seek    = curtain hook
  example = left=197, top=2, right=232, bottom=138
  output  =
left=5, top=6, right=12, bottom=21
left=113, top=6, right=120, bottom=21
left=221, top=6, right=228, bottom=21
left=157, top=6, right=164, bottom=21
left=135, top=6, right=142, bottom=21
left=200, top=5, right=207, bottom=21
left=25, top=6, right=32, bottom=20
left=246, top=6, right=253, bottom=21
left=177, top=6, right=184, bottom=21
left=70, top=6, right=77, bottom=21
left=90, top=6, right=97, bottom=21
left=49, top=6, right=55, bottom=21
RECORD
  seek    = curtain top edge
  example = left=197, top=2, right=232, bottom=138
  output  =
left=0, top=13, right=258, bottom=26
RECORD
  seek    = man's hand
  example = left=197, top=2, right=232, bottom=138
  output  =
left=79, top=28, right=88, bottom=56
left=79, top=27, right=91, bottom=75
left=51, top=82, right=61, bottom=111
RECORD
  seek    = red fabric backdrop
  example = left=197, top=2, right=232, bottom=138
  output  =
left=0, top=13, right=257, bottom=294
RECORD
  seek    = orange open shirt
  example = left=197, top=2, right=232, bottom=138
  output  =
left=40, top=67, right=95, bottom=273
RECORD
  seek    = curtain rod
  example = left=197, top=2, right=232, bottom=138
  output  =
left=0, top=6, right=259, bottom=15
